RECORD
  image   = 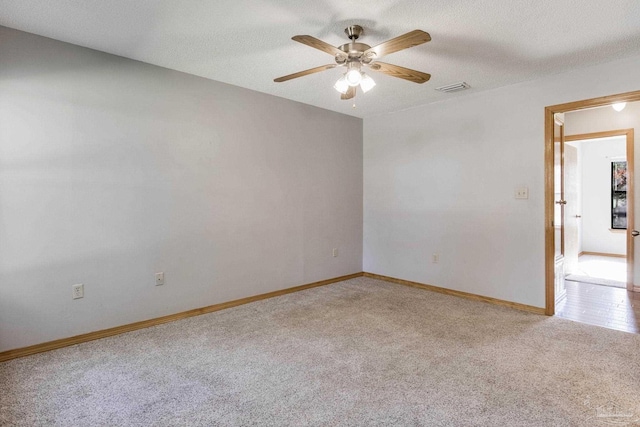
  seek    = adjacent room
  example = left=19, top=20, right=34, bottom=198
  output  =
left=554, top=102, right=640, bottom=333
left=2, top=1, right=640, bottom=425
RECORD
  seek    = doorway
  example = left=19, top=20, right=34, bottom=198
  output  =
left=564, top=132, right=631, bottom=289
left=545, top=91, right=640, bottom=321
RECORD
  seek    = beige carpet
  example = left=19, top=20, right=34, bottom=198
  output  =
left=2, top=277, right=640, bottom=426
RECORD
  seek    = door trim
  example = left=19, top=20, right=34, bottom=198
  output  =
left=545, top=90, right=640, bottom=316
left=564, top=129, right=635, bottom=292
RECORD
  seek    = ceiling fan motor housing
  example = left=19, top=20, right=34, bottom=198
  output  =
left=338, top=42, right=371, bottom=57
left=336, top=42, right=371, bottom=65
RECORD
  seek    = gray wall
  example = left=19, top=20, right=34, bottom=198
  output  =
left=0, top=26, right=363, bottom=352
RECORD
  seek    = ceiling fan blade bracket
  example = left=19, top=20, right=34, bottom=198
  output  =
left=362, top=53, right=375, bottom=64
left=335, top=54, right=347, bottom=65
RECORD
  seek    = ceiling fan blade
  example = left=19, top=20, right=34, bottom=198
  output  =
left=364, top=30, right=431, bottom=59
left=341, top=86, right=356, bottom=100
left=292, top=35, right=346, bottom=58
left=274, top=64, right=337, bottom=82
left=369, top=62, right=431, bottom=84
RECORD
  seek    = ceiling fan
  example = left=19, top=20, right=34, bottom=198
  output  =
left=274, top=25, right=432, bottom=100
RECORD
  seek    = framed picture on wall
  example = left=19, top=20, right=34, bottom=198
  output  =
left=611, top=161, right=628, bottom=229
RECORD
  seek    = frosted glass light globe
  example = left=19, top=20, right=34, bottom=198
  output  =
left=334, top=76, right=349, bottom=94
left=360, top=73, right=376, bottom=93
left=612, top=102, right=626, bottom=112
left=345, top=69, right=362, bottom=86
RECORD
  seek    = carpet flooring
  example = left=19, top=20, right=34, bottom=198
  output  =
left=2, top=277, right=640, bottom=426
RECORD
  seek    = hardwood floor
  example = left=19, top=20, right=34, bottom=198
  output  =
left=556, top=280, right=640, bottom=333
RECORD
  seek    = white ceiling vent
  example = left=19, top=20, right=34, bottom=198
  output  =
left=436, top=82, right=470, bottom=93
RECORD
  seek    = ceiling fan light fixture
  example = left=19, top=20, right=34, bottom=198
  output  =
left=345, top=69, right=362, bottom=87
left=334, top=76, right=349, bottom=94
left=359, top=73, right=376, bottom=93
left=612, top=102, right=627, bottom=112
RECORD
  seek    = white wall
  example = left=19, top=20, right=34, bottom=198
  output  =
left=364, top=53, right=640, bottom=308
left=0, top=27, right=363, bottom=352
left=574, top=137, right=626, bottom=255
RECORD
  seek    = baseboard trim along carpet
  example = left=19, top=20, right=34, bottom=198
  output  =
left=363, top=272, right=546, bottom=315
left=1, top=272, right=545, bottom=362
left=0, top=272, right=364, bottom=363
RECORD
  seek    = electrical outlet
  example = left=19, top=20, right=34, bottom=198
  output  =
left=155, top=272, right=165, bottom=286
left=72, top=284, right=84, bottom=299
left=332, top=248, right=338, bottom=257
left=432, top=253, right=439, bottom=263
left=515, top=187, right=529, bottom=199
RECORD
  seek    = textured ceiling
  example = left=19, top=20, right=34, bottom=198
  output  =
left=1, top=0, right=640, bottom=118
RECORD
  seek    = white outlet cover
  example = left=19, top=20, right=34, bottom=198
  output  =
left=155, top=272, right=164, bottom=286
left=515, top=187, right=529, bottom=199
left=72, top=284, right=84, bottom=299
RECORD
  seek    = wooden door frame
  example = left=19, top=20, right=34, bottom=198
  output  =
left=545, top=90, right=640, bottom=316
left=564, top=129, right=635, bottom=287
